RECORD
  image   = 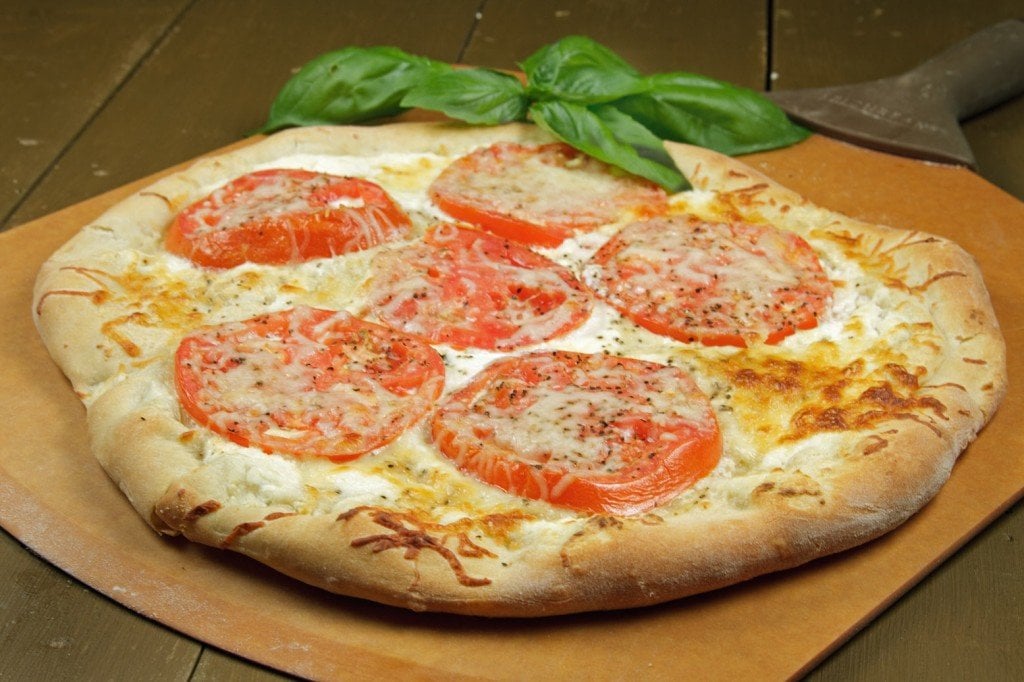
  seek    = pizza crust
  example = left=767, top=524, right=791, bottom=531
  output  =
left=33, top=122, right=1007, bottom=616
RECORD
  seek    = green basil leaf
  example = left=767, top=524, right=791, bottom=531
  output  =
left=589, top=103, right=686, bottom=184
left=400, top=68, right=529, bottom=125
left=521, top=35, right=644, bottom=104
left=614, top=72, right=809, bottom=155
left=529, top=100, right=688, bottom=192
left=257, top=46, right=450, bottom=133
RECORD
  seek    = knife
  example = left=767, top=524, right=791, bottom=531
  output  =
left=767, top=19, right=1024, bottom=168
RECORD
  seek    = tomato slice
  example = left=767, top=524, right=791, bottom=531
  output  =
left=175, top=307, right=444, bottom=461
left=429, top=142, right=668, bottom=248
left=365, top=224, right=593, bottom=351
left=432, top=351, right=721, bottom=516
left=586, top=215, right=833, bottom=347
left=166, top=169, right=412, bottom=268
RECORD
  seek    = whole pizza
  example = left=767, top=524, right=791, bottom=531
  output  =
left=32, top=122, right=1006, bottom=616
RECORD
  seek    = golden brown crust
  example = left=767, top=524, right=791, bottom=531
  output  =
left=32, top=123, right=1007, bottom=616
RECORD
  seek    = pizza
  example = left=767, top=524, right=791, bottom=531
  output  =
left=32, top=122, right=1006, bottom=616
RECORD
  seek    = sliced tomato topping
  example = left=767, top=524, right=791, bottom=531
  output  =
left=429, top=142, right=668, bottom=248
left=175, top=307, right=444, bottom=461
left=432, top=351, right=721, bottom=516
left=166, top=169, right=412, bottom=268
left=586, top=215, right=833, bottom=347
left=365, top=224, right=592, bottom=351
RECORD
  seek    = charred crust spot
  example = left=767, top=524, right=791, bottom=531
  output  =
left=963, top=358, right=987, bottom=365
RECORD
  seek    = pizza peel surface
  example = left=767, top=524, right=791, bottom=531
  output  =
left=32, top=122, right=1006, bottom=616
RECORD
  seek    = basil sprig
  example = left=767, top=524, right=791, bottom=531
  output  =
left=258, top=46, right=449, bottom=130
left=259, top=36, right=807, bottom=190
left=400, top=68, right=529, bottom=125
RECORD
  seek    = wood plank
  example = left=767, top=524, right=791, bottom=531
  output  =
left=4, top=0, right=482, bottom=228
left=0, top=531, right=200, bottom=680
left=771, top=0, right=1024, bottom=198
left=0, top=0, right=189, bottom=229
left=465, top=0, right=767, bottom=88
left=190, top=647, right=295, bottom=682
left=774, top=3, right=1024, bottom=679
left=811, top=508, right=1024, bottom=680
left=0, top=2, right=205, bottom=678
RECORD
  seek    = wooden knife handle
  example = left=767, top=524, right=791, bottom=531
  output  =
left=899, top=19, right=1024, bottom=121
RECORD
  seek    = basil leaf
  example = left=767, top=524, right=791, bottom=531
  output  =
left=589, top=103, right=687, bottom=186
left=614, top=72, right=809, bottom=155
left=529, top=100, right=688, bottom=192
left=401, top=68, right=529, bottom=125
left=258, top=46, right=450, bottom=133
left=521, top=36, right=645, bottom=104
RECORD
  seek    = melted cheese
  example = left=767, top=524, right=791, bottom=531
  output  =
left=70, top=140, right=929, bottom=529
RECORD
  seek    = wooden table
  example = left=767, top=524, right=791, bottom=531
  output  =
left=2, top=1, right=1021, bottom=679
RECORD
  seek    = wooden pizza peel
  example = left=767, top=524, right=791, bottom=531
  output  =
left=0, top=132, right=1020, bottom=680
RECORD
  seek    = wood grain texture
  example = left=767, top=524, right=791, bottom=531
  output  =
left=0, top=2, right=203, bottom=678
left=191, top=647, right=296, bottom=682
left=4, top=0, right=481, bottom=227
left=0, top=532, right=201, bottom=680
left=0, top=0, right=189, bottom=229
left=772, top=0, right=1024, bottom=199
left=464, top=0, right=767, bottom=88
left=812, top=509, right=1024, bottom=680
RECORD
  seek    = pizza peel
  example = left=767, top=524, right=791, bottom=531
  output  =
left=767, top=19, right=1024, bottom=168
left=0, top=136, right=1022, bottom=678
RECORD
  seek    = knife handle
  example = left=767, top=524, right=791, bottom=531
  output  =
left=901, top=19, right=1024, bottom=120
